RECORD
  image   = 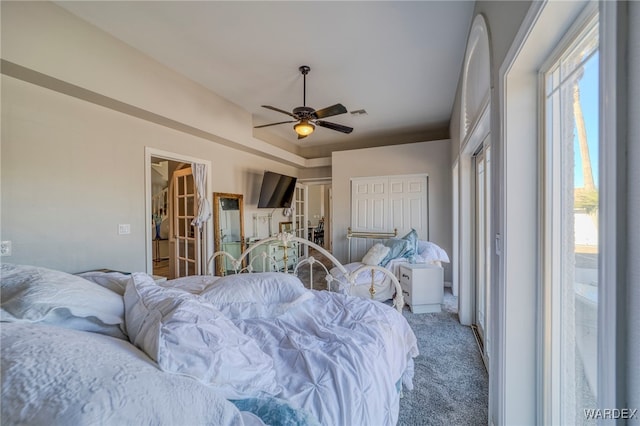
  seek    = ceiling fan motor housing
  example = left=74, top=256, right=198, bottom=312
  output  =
left=293, top=106, right=316, bottom=119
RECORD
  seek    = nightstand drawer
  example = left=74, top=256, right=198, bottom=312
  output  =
left=400, top=278, right=413, bottom=305
left=399, top=269, right=412, bottom=286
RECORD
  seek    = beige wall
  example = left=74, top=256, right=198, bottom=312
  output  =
left=0, top=1, right=300, bottom=273
left=0, top=1, right=306, bottom=167
left=1, top=75, right=296, bottom=273
left=332, top=140, right=452, bottom=281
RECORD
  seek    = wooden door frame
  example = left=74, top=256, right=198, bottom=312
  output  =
left=144, top=147, right=212, bottom=275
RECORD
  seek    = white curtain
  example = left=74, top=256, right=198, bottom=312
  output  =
left=191, top=163, right=211, bottom=227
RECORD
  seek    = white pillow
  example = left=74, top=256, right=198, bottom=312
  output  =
left=198, top=272, right=314, bottom=319
left=124, top=273, right=281, bottom=399
left=0, top=263, right=126, bottom=339
left=1, top=322, right=246, bottom=426
left=361, top=243, right=391, bottom=266
left=76, top=270, right=130, bottom=295
left=416, top=240, right=450, bottom=263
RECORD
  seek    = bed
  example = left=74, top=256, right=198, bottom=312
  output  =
left=1, top=236, right=418, bottom=426
left=328, top=228, right=450, bottom=302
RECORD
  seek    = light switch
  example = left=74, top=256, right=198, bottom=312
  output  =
left=0, top=241, right=12, bottom=256
left=118, top=224, right=131, bottom=235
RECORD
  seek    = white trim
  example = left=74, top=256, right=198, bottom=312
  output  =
left=539, top=7, right=599, bottom=424
left=598, top=0, right=627, bottom=413
left=496, top=2, right=545, bottom=424
left=349, top=172, right=428, bottom=182
left=144, top=147, right=213, bottom=275
left=458, top=14, right=491, bottom=328
left=461, top=14, right=491, bottom=144
left=452, top=161, right=459, bottom=297
left=299, top=177, right=332, bottom=186
left=496, top=0, right=594, bottom=424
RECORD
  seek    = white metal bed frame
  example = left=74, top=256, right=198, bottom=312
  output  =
left=207, top=233, right=405, bottom=312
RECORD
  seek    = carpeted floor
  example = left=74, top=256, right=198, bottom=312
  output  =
left=397, top=289, right=488, bottom=425
left=297, top=249, right=489, bottom=425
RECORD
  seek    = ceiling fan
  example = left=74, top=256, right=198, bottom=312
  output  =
left=254, top=65, right=353, bottom=140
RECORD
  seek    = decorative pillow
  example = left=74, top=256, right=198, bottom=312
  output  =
left=124, top=273, right=281, bottom=399
left=199, top=272, right=314, bottom=320
left=380, top=238, right=411, bottom=267
left=0, top=263, right=126, bottom=339
left=361, top=243, right=391, bottom=266
left=401, top=229, right=419, bottom=256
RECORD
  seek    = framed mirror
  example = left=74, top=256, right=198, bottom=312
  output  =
left=213, top=193, right=244, bottom=276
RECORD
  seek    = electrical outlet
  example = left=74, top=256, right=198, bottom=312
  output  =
left=118, top=224, right=131, bottom=235
left=1, top=241, right=12, bottom=256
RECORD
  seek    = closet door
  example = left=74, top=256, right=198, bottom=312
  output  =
left=350, top=174, right=429, bottom=260
left=351, top=177, right=388, bottom=233
left=388, top=176, right=429, bottom=239
left=350, top=177, right=388, bottom=258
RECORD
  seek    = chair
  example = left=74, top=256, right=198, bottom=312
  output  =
left=314, top=220, right=324, bottom=246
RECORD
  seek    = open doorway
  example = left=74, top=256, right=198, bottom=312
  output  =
left=304, top=180, right=332, bottom=252
left=145, top=148, right=212, bottom=279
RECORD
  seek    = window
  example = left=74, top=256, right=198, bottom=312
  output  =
left=543, top=14, right=599, bottom=424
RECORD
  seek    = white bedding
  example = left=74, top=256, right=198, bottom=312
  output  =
left=1, top=263, right=418, bottom=425
left=166, top=273, right=419, bottom=426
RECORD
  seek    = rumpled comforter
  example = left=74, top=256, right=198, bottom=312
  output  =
left=169, top=276, right=418, bottom=426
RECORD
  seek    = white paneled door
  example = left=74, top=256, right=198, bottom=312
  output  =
left=350, top=174, right=428, bottom=258
left=351, top=177, right=388, bottom=233
left=389, top=176, right=429, bottom=238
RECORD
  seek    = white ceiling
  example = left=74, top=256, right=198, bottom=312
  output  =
left=56, top=1, right=475, bottom=157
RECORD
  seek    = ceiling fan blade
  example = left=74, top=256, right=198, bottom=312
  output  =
left=254, top=120, right=297, bottom=129
left=316, top=120, right=353, bottom=134
left=313, top=103, right=348, bottom=119
left=261, top=105, right=298, bottom=119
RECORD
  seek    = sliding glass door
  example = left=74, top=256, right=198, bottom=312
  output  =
left=473, top=140, right=491, bottom=368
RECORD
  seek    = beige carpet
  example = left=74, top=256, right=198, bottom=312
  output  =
left=297, top=253, right=488, bottom=425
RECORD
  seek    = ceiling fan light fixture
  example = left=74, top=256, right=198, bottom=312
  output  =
left=294, top=121, right=315, bottom=136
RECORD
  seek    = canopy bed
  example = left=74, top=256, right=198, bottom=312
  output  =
left=1, top=236, right=418, bottom=426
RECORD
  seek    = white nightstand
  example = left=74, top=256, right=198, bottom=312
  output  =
left=398, top=263, right=444, bottom=313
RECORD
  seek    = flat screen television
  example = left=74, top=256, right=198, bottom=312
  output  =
left=257, top=171, right=297, bottom=208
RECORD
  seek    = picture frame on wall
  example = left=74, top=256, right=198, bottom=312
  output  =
left=279, top=221, right=293, bottom=234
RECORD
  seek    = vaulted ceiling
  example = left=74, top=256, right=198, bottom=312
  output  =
left=56, top=1, right=475, bottom=159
